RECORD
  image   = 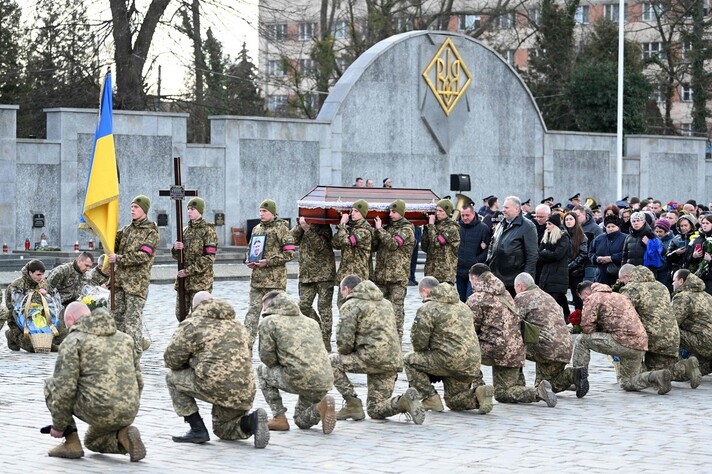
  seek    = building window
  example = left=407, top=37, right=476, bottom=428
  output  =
left=642, top=2, right=661, bottom=21
left=494, top=12, right=516, bottom=29
left=529, top=48, right=542, bottom=60
left=604, top=3, right=627, bottom=21
left=504, top=49, right=516, bottom=66
left=459, top=14, right=481, bottom=31
left=650, top=87, right=665, bottom=103
left=298, top=22, right=317, bottom=41
left=528, top=8, right=540, bottom=27
left=268, top=23, right=288, bottom=41
left=680, top=123, right=693, bottom=136
left=267, top=59, right=285, bottom=77
left=299, top=58, right=316, bottom=75
left=334, top=20, right=348, bottom=39
left=642, top=42, right=664, bottom=60
left=681, top=83, right=693, bottom=102
left=267, top=95, right=288, bottom=113
left=683, top=41, right=693, bottom=59
left=575, top=5, right=590, bottom=24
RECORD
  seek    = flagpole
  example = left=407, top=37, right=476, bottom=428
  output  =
left=616, top=0, right=624, bottom=199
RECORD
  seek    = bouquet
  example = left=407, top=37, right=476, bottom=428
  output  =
left=12, top=289, right=61, bottom=335
left=568, top=309, right=582, bottom=334
left=79, top=285, right=110, bottom=311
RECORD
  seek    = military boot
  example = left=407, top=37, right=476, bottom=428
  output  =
left=239, top=408, right=270, bottom=449
left=649, top=369, right=672, bottom=395
left=172, top=412, right=210, bottom=444
left=267, top=414, right=290, bottom=431
left=573, top=367, right=590, bottom=398
left=316, top=395, right=336, bottom=434
left=421, top=392, right=444, bottom=412
left=48, top=432, right=84, bottom=459
left=685, top=356, right=702, bottom=389
left=117, top=425, right=146, bottom=462
left=395, top=388, right=425, bottom=425
left=536, top=380, right=557, bottom=407
left=336, top=396, right=365, bottom=421
left=475, top=385, right=494, bottom=415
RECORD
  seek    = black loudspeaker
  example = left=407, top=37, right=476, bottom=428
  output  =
left=450, top=174, right=471, bottom=192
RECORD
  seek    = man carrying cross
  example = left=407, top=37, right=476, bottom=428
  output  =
left=172, top=197, right=218, bottom=321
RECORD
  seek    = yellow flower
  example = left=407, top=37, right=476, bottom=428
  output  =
left=81, top=296, right=93, bottom=305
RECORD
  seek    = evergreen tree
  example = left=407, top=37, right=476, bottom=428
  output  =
left=226, top=43, right=265, bottom=116
left=0, top=0, right=24, bottom=105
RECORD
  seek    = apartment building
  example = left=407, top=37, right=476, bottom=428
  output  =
left=259, top=0, right=710, bottom=136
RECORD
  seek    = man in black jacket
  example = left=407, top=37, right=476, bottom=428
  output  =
left=487, top=196, right=538, bottom=297
left=456, top=205, right=491, bottom=302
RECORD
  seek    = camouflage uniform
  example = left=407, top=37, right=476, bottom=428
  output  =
left=172, top=217, right=218, bottom=321
left=44, top=308, right=142, bottom=454
left=292, top=223, right=336, bottom=350
left=514, top=285, right=574, bottom=393
left=333, top=217, right=373, bottom=306
left=673, top=274, right=712, bottom=375
left=421, top=217, right=460, bottom=284
left=467, top=272, right=540, bottom=403
left=330, top=281, right=404, bottom=419
left=404, top=283, right=481, bottom=410
left=46, top=261, right=87, bottom=306
left=4, top=264, right=62, bottom=352
left=373, top=217, right=416, bottom=339
left=245, top=218, right=295, bottom=345
left=620, top=266, right=683, bottom=376
left=86, top=265, right=109, bottom=287
left=257, top=292, right=334, bottom=428
left=573, top=283, right=658, bottom=391
left=164, top=298, right=256, bottom=440
left=113, top=217, right=159, bottom=354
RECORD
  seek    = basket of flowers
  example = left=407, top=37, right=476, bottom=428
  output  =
left=14, top=289, right=61, bottom=353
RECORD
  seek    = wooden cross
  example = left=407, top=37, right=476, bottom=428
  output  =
left=159, top=156, right=198, bottom=322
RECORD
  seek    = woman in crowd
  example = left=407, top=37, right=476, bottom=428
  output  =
left=564, top=212, right=588, bottom=311
left=687, top=214, right=712, bottom=295
left=653, top=218, right=675, bottom=292
left=589, top=215, right=627, bottom=286
left=666, top=214, right=696, bottom=277
left=622, top=212, right=660, bottom=277
left=538, top=213, right=571, bottom=321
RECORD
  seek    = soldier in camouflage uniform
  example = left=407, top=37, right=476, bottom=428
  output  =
left=619, top=265, right=698, bottom=388
left=4, top=259, right=61, bottom=352
left=85, top=254, right=110, bottom=287
left=330, top=275, right=425, bottom=424
left=257, top=291, right=336, bottom=433
left=672, top=270, right=712, bottom=381
left=165, top=292, right=270, bottom=448
left=172, top=197, right=218, bottom=321
left=373, top=199, right=416, bottom=340
left=44, top=302, right=145, bottom=461
left=574, top=281, right=672, bottom=395
left=292, top=217, right=336, bottom=350
left=467, top=264, right=557, bottom=407
left=333, top=199, right=373, bottom=308
left=513, top=273, right=588, bottom=397
left=108, top=195, right=159, bottom=355
left=244, top=199, right=295, bottom=346
left=403, top=277, right=494, bottom=414
left=421, top=199, right=460, bottom=284
left=46, top=252, right=94, bottom=307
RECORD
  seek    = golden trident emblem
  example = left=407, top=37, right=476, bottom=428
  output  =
left=422, top=38, right=472, bottom=117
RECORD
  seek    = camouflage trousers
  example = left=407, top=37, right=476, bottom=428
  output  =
left=257, top=364, right=327, bottom=429
left=113, top=288, right=146, bottom=355
left=680, top=329, right=712, bottom=361
left=572, top=333, right=654, bottom=392
left=644, top=352, right=687, bottom=380
left=477, top=359, right=538, bottom=404
left=329, top=353, right=401, bottom=419
left=166, top=369, right=251, bottom=441
left=403, top=351, right=478, bottom=411
left=44, top=384, right=135, bottom=454
left=5, top=316, right=65, bottom=353
left=245, top=286, right=280, bottom=347
left=377, top=283, right=407, bottom=340
left=526, top=349, right=575, bottom=393
left=175, top=289, right=199, bottom=322
left=298, top=281, right=334, bottom=351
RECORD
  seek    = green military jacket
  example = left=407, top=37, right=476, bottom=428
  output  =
left=114, top=217, right=159, bottom=297
left=333, top=218, right=373, bottom=281
left=172, top=218, right=218, bottom=292
left=46, top=261, right=86, bottom=306
left=373, top=217, right=416, bottom=286
left=673, top=274, right=712, bottom=357
left=422, top=217, right=460, bottom=284
left=250, top=218, right=295, bottom=289
left=291, top=223, right=336, bottom=284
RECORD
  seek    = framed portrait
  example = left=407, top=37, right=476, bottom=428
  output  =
left=248, top=235, right=266, bottom=263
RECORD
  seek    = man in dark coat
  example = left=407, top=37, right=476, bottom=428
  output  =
left=456, top=204, right=491, bottom=302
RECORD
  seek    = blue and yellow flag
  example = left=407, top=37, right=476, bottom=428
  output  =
left=82, top=72, right=119, bottom=261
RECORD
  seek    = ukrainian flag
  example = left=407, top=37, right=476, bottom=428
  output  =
left=82, top=72, right=119, bottom=260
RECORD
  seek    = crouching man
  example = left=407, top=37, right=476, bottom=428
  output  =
left=44, top=302, right=145, bottom=462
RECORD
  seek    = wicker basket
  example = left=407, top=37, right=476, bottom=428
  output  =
left=29, top=333, right=54, bottom=353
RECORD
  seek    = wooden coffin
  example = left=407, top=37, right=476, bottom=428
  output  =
left=298, top=186, right=441, bottom=226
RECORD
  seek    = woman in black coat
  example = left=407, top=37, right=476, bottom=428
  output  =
left=538, top=213, right=571, bottom=321
left=564, top=212, right=588, bottom=311
left=622, top=211, right=659, bottom=277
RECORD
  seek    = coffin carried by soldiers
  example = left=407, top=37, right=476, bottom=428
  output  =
left=297, top=186, right=440, bottom=226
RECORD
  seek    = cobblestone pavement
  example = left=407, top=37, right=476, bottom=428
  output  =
left=2, top=275, right=710, bottom=473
